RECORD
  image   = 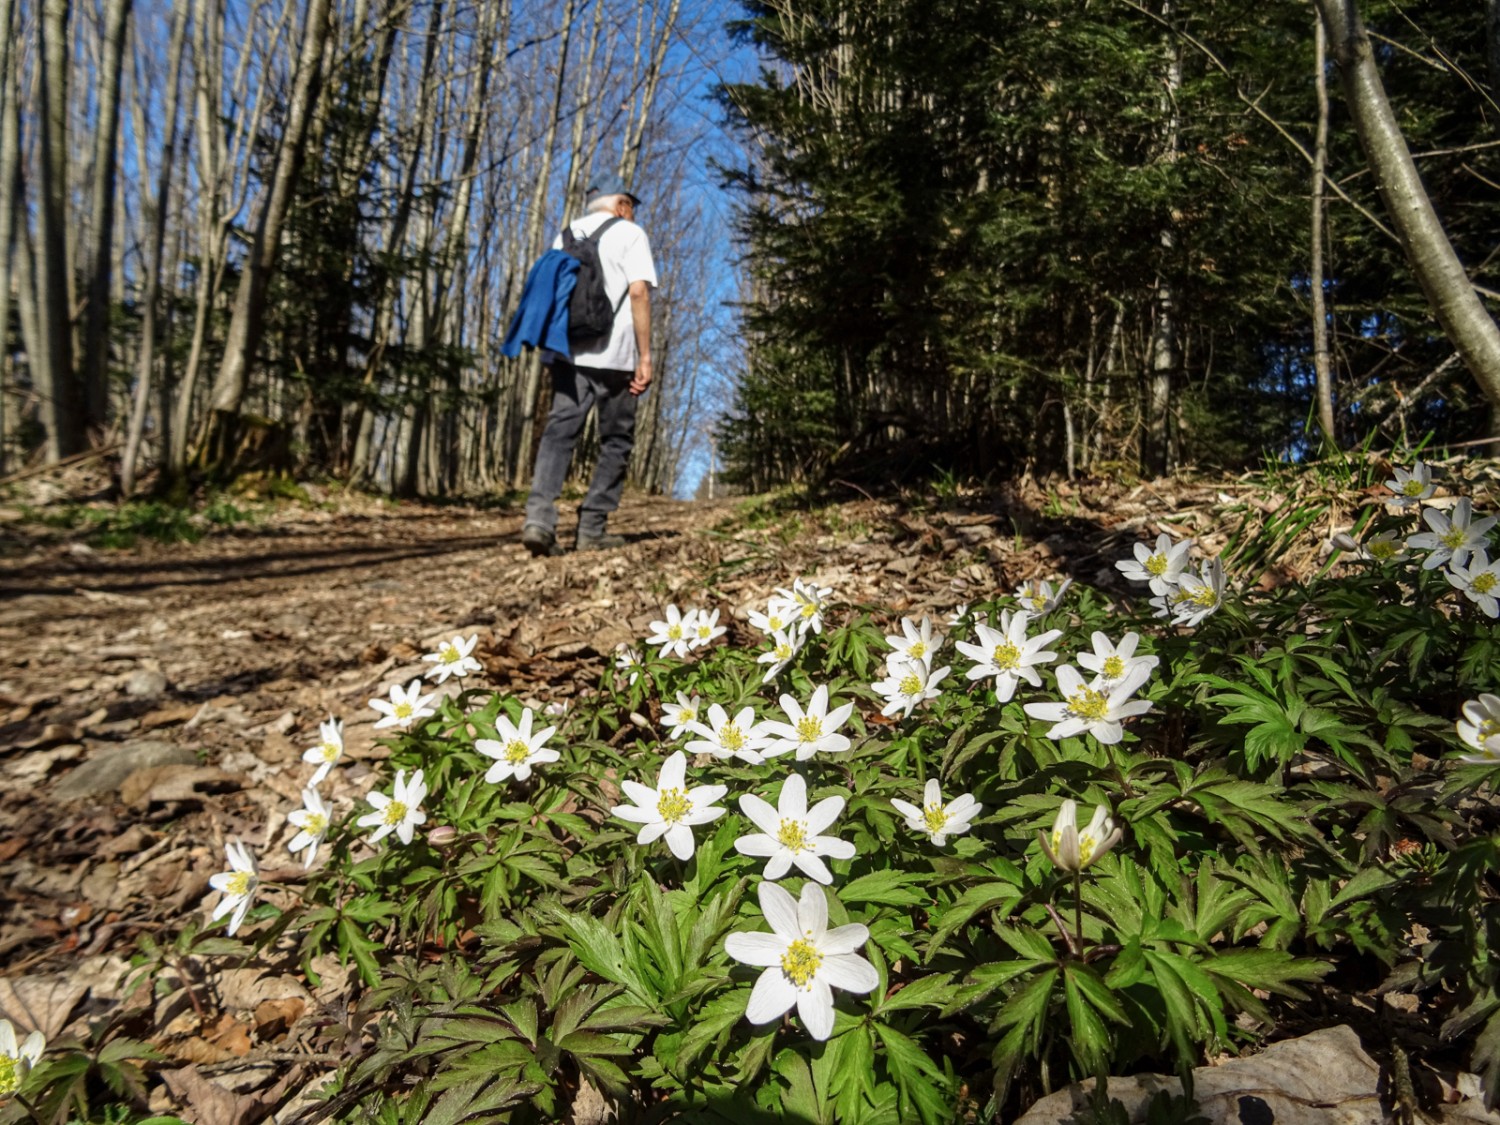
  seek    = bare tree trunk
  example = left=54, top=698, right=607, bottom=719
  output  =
left=121, top=0, right=188, bottom=496
left=196, top=0, right=333, bottom=466
left=36, top=0, right=81, bottom=460
left=0, top=0, right=20, bottom=472
left=507, top=0, right=578, bottom=487
left=617, top=0, right=680, bottom=184
left=1310, top=15, right=1336, bottom=450
left=1315, top=0, right=1500, bottom=448
left=80, top=0, right=133, bottom=437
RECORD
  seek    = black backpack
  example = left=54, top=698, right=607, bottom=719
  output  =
left=562, top=216, right=624, bottom=343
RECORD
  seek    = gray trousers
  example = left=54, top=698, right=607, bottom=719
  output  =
left=524, top=359, right=638, bottom=538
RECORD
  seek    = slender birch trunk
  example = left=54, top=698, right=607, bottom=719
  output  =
left=1310, top=16, right=1336, bottom=449
left=36, top=0, right=81, bottom=460
left=0, top=0, right=20, bottom=472
left=196, top=0, right=333, bottom=467
left=121, top=1, right=188, bottom=496
left=80, top=0, right=133, bottom=436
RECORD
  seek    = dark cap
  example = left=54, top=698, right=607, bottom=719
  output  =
left=585, top=176, right=641, bottom=206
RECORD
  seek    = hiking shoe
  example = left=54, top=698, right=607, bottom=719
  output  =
left=576, top=531, right=627, bottom=552
left=521, top=523, right=564, bottom=557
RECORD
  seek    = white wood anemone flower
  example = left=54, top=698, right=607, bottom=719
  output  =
left=761, top=685, right=855, bottom=761
left=1458, top=694, right=1500, bottom=763
left=1153, top=558, right=1225, bottom=627
left=1023, top=663, right=1154, bottom=745
left=208, top=840, right=259, bottom=935
left=747, top=598, right=797, bottom=637
left=1040, top=799, right=1122, bottom=873
left=954, top=610, right=1063, bottom=703
left=684, top=703, right=773, bottom=764
left=689, top=608, right=728, bottom=650
left=661, top=692, right=703, bottom=740
left=475, top=707, right=560, bottom=783
left=1445, top=551, right=1500, bottom=618
left=370, top=679, right=438, bottom=730
left=733, top=773, right=856, bottom=885
left=891, top=778, right=982, bottom=846
left=1385, top=461, right=1434, bottom=508
left=645, top=605, right=697, bottom=659
left=1115, top=533, right=1194, bottom=596
left=1015, top=577, right=1072, bottom=615
left=724, top=881, right=879, bottom=1041
left=423, top=633, right=482, bottom=683
left=613, top=645, right=644, bottom=685
left=871, top=657, right=951, bottom=719
left=0, top=1018, right=45, bottom=1098
left=1332, top=528, right=1409, bottom=565
left=1407, top=498, right=1497, bottom=571
left=778, top=577, right=833, bottom=637
left=611, top=750, right=728, bottom=860
left=287, top=787, right=331, bottom=869
left=756, top=628, right=804, bottom=684
left=303, top=716, right=344, bottom=787
left=885, top=616, right=945, bottom=668
left=1075, top=631, right=1159, bottom=691
left=357, top=768, right=429, bottom=845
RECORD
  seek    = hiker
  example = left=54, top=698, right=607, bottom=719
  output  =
left=520, top=177, right=658, bottom=556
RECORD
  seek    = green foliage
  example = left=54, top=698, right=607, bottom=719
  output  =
left=90, top=468, right=1498, bottom=1122
left=14, top=496, right=260, bottom=549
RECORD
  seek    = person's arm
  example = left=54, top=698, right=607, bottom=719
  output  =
left=628, top=279, right=652, bottom=395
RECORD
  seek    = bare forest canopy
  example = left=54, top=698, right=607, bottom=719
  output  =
left=5, top=0, right=1500, bottom=503
left=714, top=0, right=1500, bottom=491
left=0, top=0, right=739, bottom=499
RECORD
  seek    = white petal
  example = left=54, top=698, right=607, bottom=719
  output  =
left=803, top=795, right=845, bottom=835
left=763, top=852, right=794, bottom=880
left=792, top=852, right=833, bottom=884
left=797, top=881, right=829, bottom=940
left=619, top=780, right=658, bottom=808
left=815, top=837, right=857, bottom=861
left=758, top=880, right=802, bottom=940
left=745, top=967, right=799, bottom=1025
left=664, top=823, right=697, bottom=860
left=637, top=821, right=670, bottom=844
left=796, top=980, right=836, bottom=1040
left=725, top=931, right=788, bottom=968
left=923, top=778, right=942, bottom=806
left=740, top=793, right=782, bottom=834
left=735, top=833, right=780, bottom=857
left=821, top=952, right=879, bottom=994
left=778, top=773, right=809, bottom=818
left=659, top=751, right=687, bottom=791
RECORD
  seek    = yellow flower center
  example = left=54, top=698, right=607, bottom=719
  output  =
left=504, top=739, right=530, bottom=764
left=1402, top=478, right=1426, bottom=496
left=395, top=702, right=413, bottom=720
left=1145, top=553, right=1168, bottom=576
left=441, top=645, right=460, bottom=664
left=1184, top=584, right=1218, bottom=608
left=697, top=625, right=712, bottom=639
left=1478, top=718, right=1500, bottom=742
left=657, top=787, right=692, bottom=823
left=991, top=642, right=1021, bottom=669
left=679, top=707, right=697, bottom=724
left=223, top=871, right=253, bottom=896
left=1067, top=687, right=1111, bottom=722
left=304, top=813, right=328, bottom=835
left=908, top=640, right=927, bottom=659
left=1442, top=526, right=1468, bottom=550
left=668, top=624, right=683, bottom=640
left=1027, top=595, right=1047, bottom=612
left=769, top=614, right=786, bottom=631
left=774, top=641, right=793, bottom=660
left=796, top=716, right=823, bottom=743
left=923, top=803, right=949, bottom=835
left=1101, top=655, right=1125, bottom=679
left=0, top=1054, right=19, bottom=1096
left=383, top=801, right=408, bottom=826
left=1367, top=539, right=1398, bottom=561
left=899, top=672, right=923, bottom=695
left=1472, top=573, right=1497, bottom=595
left=1079, top=830, right=1103, bottom=866
left=721, top=723, right=744, bottom=751
left=800, top=603, right=816, bottom=618
left=321, top=742, right=340, bottom=762
left=781, top=938, right=823, bottom=987
left=777, top=819, right=808, bottom=852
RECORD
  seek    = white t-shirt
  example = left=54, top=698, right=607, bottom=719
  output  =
left=552, top=211, right=658, bottom=372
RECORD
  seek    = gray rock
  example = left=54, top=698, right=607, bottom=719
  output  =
left=124, top=668, right=168, bottom=698
left=52, top=740, right=199, bottom=800
left=1017, top=1026, right=1388, bottom=1125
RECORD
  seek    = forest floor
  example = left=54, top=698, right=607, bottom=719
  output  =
left=0, top=463, right=1437, bottom=1122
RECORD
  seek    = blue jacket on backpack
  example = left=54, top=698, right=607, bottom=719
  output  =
left=501, top=250, right=579, bottom=358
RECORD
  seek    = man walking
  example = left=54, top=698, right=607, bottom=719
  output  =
left=521, top=178, right=657, bottom=556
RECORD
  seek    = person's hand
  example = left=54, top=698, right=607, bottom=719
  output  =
left=630, top=356, right=653, bottom=396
